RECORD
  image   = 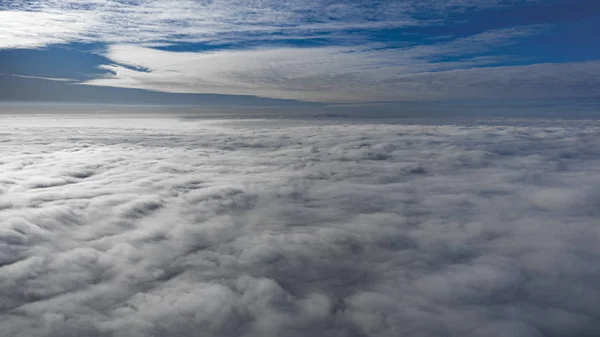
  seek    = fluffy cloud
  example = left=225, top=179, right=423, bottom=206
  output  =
left=0, top=114, right=599, bottom=336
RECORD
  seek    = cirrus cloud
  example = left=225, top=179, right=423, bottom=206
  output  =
left=0, top=0, right=540, bottom=49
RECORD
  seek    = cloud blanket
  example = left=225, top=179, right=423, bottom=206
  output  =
left=0, top=115, right=599, bottom=336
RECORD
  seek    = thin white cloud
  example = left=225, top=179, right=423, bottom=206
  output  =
left=79, top=28, right=600, bottom=103
left=0, top=0, right=538, bottom=49
left=4, top=0, right=592, bottom=104
left=11, top=74, right=77, bottom=82
left=0, top=10, right=94, bottom=49
left=0, top=115, right=599, bottom=336
left=1, top=1, right=569, bottom=103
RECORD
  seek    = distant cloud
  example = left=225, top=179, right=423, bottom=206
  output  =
left=11, top=74, right=76, bottom=82
left=0, top=10, right=92, bottom=49
left=4, top=0, right=594, bottom=104
left=0, top=115, right=599, bottom=336
left=80, top=40, right=600, bottom=103
left=0, top=0, right=407, bottom=49
left=0, top=0, right=540, bottom=49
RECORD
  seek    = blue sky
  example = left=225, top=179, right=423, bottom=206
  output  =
left=0, top=0, right=599, bottom=109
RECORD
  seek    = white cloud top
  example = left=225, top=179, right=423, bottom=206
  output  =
left=0, top=115, right=599, bottom=336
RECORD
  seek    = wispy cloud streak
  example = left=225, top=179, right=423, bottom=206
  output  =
left=81, top=31, right=600, bottom=103
left=11, top=74, right=77, bottom=82
left=2, top=0, right=595, bottom=104
left=0, top=0, right=539, bottom=49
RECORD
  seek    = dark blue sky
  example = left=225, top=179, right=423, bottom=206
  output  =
left=0, top=0, right=599, bottom=110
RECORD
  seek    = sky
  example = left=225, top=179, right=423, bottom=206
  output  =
left=0, top=0, right=599, bottom=110
left=1, top=2, right=600, bottom=334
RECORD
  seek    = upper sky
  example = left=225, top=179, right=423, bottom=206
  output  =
left=0, top=0, right=599, bottom=108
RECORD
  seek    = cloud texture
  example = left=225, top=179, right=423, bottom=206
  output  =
left=2, top=0, right=597, bottom=104
left=0, top=115, right=599, bottom=336
left=0, top=0, right=536, bottom=49
left=83, top=44, right=600, bottom=103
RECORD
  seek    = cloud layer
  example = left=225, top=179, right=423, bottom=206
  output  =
left=83, top=43, right=600, bottom=103
left=3, top=0, right=597, bottom=104
left=1, top=115, right=599, bottom=336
